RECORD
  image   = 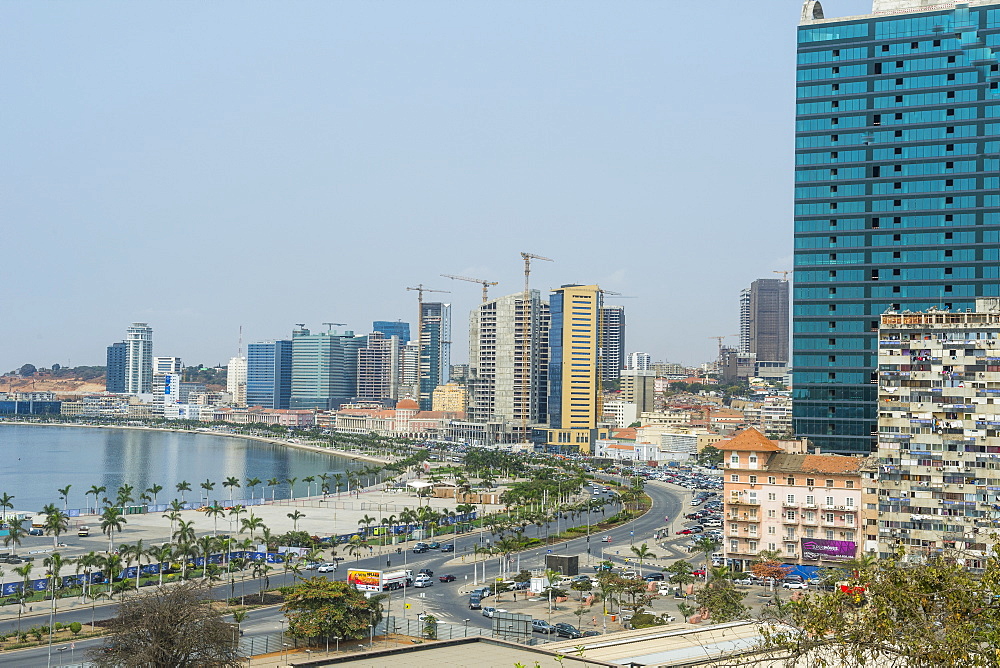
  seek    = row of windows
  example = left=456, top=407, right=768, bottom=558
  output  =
left=796, top=142, right=981, bottom=165
left=796, top=231, right=978, bottom=248
left=797, top=195, right=981, bottom=215
left=796, top=160, right=982, bottom=182
left=797, top=266, right=993, bottom=283
left=796, top=212, right=998, bottom=231
left=797, top=125, right=981, bottom=149
left=796, top=107, right=990, bottom=131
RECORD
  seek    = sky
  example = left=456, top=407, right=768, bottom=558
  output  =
left=1, top=0, right=874, bottom=373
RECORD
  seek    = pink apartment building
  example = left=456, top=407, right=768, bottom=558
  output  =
left=718, top=429, right=865, bottom=572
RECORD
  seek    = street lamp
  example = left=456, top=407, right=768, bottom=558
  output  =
left=334, top=636, right=341, bottom=654
left=463, top=618, right=470, bottom=637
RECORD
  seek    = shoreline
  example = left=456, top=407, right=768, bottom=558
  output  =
left=0, top=420, right=392, bottom=466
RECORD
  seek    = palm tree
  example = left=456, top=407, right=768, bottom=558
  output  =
left=318, top=473, right=331, bottom=498
left=345, top=535, right=366, bottom=561
left=173, top=520, right=197, bottom=579
left=285, top=478, right=298, bottom=502
left=99, top=553, right=123, bottom=597
left=245, top=477, right=262, bottom=502
left=303, top=475, right=316, bottom=498
left=0, top=492, right=14, bottom=522
left=115, top=484, right=135, bottom=509
left=13, top=562, right=32, bottom=632
left=43, top=552, right=72, bottom=619
left=118, top=543, right=140, bottom=590
left=77, top=551, right=100, bottom=602
left=287, top=510, right=305, bottom=532
left=267, top=478, right=280, bottom=502
left=229, top=506, right=246, bottom=538
left=358, top=514, right=377, bottom=540
left=57, top=485, right=72, bottom=512
left=197, top=535, right=217, bottom=580
left=149, top=544, right=173, bottom=586
left=333, top=473, right=344, bottom=497
left=380, top=515, right=397, bottom=547
left=205, top=504, right=226, bottom=537
left=693, top=535, right=721, bottom=583
left=5, top=516, right=25, bottom=557
left=223, top=476, right=241, bottom=503
left=200, top=479, right=216, bottom=504
left=43, top=505, right=70, bottom=549
left=629, top=543, right=657, bottom=578
left=100, top=507, right=126, bottom=553
left=176, top=480, right=192, bottom=503
left=240, top=514, right=265, bottom=542
left=145, top=484, right=164, bottom=506
left=162, top=510, right=181, bottom=542
left=85, top=486, right=105, bottom=515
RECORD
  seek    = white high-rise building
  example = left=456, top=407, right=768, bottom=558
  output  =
left=627, top=352, right=651, bottom=371
left=227, top=356, right=248, bottom=407
left=153, top=357, right=183, bottom=375
left=125, top=323, right=153, bottom=395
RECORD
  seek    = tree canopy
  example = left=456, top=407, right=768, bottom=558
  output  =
left=282, top=577, right=383, bottom=641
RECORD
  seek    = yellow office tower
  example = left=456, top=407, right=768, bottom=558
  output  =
left=544, top=284, right=608, bottom=454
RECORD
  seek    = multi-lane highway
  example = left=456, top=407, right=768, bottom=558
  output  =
left=0, top=478, right=686, bottom=666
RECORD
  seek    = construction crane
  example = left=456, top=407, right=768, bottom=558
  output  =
left=322, top=322, right=346, bottom=332
left=520, top=252, right=553, bottom=295
left=773, top=270, right=791, bottom=281
left=709, top=335, right=737, bottom=357
left=440, top=274, right=498, bottom=303
left=406, top=284, right=451, bottom=408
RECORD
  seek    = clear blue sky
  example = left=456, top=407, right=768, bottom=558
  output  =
left=1, top=0, right=873, bottom=372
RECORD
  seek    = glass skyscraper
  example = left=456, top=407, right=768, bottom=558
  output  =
left=247, top=340, right=292, bottom=409
left=794, top=0, right=1000, bottom=454
left=372, top=321, right=411, bottom=343
left=106, top=342, right=127, bottom=393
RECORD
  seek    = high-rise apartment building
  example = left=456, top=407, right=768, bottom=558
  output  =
left=543, top=284, right=609, bottom=453
left=742, top=278, right=790, bottom=365
left=106, top=342, right=127, bottom=393
left=290, top=327, right=367, bottom=410
left=247, top=340, right=293, bottom=409
left=876, top=303, right=1000, bottom=566
left=227, top=356, right=248, bottom=407
left=794, top=0, right=1000, bottom=454
left=620, top=369, right=656, bottom=414
left=599, top=305, right=626, bottom=383
left=627, top=352, right=652, bottom=371
left=468, top=290, right=550, bottom=427
left=372, top=321, right=411, bottom=344
left=356, top=331, right=404, bottom=403
left=418, top=302, right=451, bottom=410
left=125, top=323, right=153, bottom=395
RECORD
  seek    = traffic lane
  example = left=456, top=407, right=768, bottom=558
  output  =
left=0, top=635, right=102, bottom=667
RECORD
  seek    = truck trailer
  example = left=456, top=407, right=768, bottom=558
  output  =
left=347, top=568, right=413, bottom=592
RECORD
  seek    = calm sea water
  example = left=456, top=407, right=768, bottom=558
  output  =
left=0, top=424, right=367, bottom=513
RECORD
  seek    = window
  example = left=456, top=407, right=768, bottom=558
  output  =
left=826, top=479, right=834, bottom=487
left=786, top=477, right=795, bottom=485
left=787, top=494, right=796, bottom=504
left=826, top=496, right=835, bottom=506
left=806, top=478, right=815, bottom=487
left=786, top=510, right=797, bottom=521
left=730, top=540, right=738, bottom=552
left=846, top=514, right=855, bottom=525
left=786, top=543, right=796, bottom=555
left=730, top=454, right=739, bottom=465
left=768, top=476, right=776, bottom=484
left=768, top=509, right=776, bottom=518
left=749, top=541, right=758, bottom=552
left=846, top=480, right=854, bottom=489
left=749, top=454, right=758, bottom=464
left=768, top=493, right=776, bottom=501
left=749, top=475, right=758, bottom=484
left=768, top=526, right=776, bottom=534
left=826, top=513, right=835, bottom=523
left=806, top=495, right=815, bottom=505
left=846, top=497, right=855, bottom=508
left=731, top=474, right=739, bottom=483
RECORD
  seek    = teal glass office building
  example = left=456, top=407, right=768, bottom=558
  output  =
left=794, top=0, right=1000, bottom=454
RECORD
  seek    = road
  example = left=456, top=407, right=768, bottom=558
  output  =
left=0, top=479, right=686, bottom=666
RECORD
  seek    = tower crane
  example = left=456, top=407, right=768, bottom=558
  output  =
left=520, top=252, right=553, bottom=295
left=773, top=270, right=791, bottom=281
left=406, top=284, right=451, bottom=408
left=440, top=274, right=498, bottom=303
left=322, top=322, right=346, bottom=333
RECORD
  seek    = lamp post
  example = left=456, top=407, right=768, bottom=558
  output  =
left=334, top=636, right=341, bottom=654
left=463, top=618, right=470, bottom=637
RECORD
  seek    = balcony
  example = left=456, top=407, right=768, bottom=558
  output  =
left=801, top=517, right=819, bottom=526
left=783, top=517, right=800, bottom=525
left=782, top=501, right=799, bottom=509
left=801, top=503, right=818, bottom=510
left=729, top=498, right=760, bottom=506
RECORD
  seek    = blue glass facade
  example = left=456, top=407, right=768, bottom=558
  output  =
left=106, top=342, right=127, bottom=393
left=372, top=321, right=410, bottom=343
left=247, top=340, right=292, bottom=409
left=794, top=4, right=1000, bottom=454
left=548, top=291, right=564, bottom=429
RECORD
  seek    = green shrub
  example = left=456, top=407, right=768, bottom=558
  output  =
left=69, top=622, right=82, bottom=635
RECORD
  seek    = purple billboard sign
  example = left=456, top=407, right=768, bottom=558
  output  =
left=801, top=538, right=856, bottom=562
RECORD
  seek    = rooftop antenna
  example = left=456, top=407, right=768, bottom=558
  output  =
left=322, top=322, right=346, bottom=333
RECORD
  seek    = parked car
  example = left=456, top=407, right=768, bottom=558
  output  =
left=28, top=528, right=43, bottom=536
left=317, top=563, right=337, bottom=573
left=676, top=529, right=693, bottom=535
left=645, top=573, right=665, bottom=581
left=531, top=619, right=556, bottom=634
left=691, top=568, right=706, bottom=577
left=554, top=623, right=582, bottom=639
left=481, top=607, right=507, bottom=618
left=304, top=562, right=321, bottom=570
left=582, top=631, right=602, bottom=637
left=438, top=574, right=456, bottom=583
left=733, top=577, right=752, bottom=586
left=782, top=580, right=808, bottom=590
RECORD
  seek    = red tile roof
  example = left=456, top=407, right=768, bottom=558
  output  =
left=715, top=428, right=782, bottom=452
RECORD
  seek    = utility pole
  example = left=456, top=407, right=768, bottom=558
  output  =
left=406, top=284, right=450, bottom=408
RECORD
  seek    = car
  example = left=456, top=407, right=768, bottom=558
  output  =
left=601, top=535, right=612, bottom=543
left=657, top=585, right=674, bottom=597
left=304, top=562, right=321, bottom=570
left=582, top=630, right=602, bottom=637
left=469, top=594, right=482, bottom=610
left=412, top=546, right=428, bottom=553
left=782, top=580, right=808, bottom=590
left=28, top=528, right=43, bottom=536
left=691, top=568, right=706, bottom=577
left=622, top=570, right=637, bottom=578
left=414, top=576, right=433, bottom=588
left=553, top=623, right=582, bottom=639
left=441, top=544, right=455, bottom=552
left=733, top=577, right=752, bottom=586
left=481, top=606, right=507, bottom=618
left=428, top=542, right=441, bottom=549
left=531, top=619, right=556, bottom=634
left=645, top=573, right=665, bottom=581
left=438, top=574, right=456, bottom=582
left=418, top=568, right=434, bottom=577
left=676, top=529, right=693, bottom=535
left=3, top=556, right=22, bottom=564
left=317, top=563, right=337, bottom=573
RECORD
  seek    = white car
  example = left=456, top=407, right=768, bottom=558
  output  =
left=317, top=563, right=337, bottom=573
left=781, top=580, right=808, bottom=590
left=414, top=576, right=433, bottom=588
